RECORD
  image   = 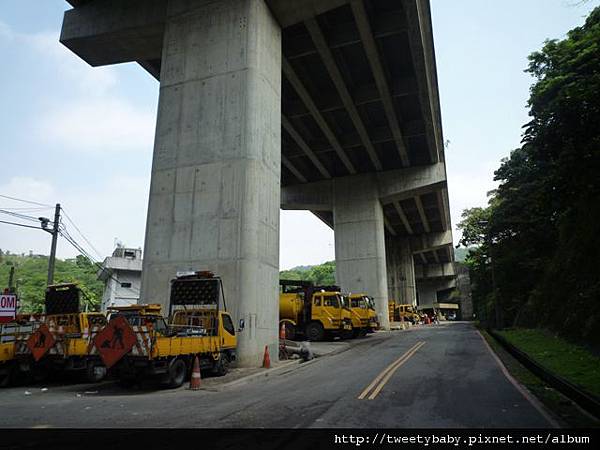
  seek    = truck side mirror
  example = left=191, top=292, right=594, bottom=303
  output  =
left=238, top=319, right=245, bottom=332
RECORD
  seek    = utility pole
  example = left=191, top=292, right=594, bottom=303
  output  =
left=8, top=266, right=15, bottom=292
left=42, top=203, right=61, bottom=286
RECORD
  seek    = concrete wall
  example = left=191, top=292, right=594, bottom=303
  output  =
left=140, top=0, right=282, bottom=366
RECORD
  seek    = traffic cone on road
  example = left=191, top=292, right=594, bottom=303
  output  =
left=279, top=322, right=286, bottom=340
left=189, top=355, right=201, bottom=390
left=262, top=345, right=271, bottom=369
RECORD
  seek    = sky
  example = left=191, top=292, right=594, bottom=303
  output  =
left=0, top=0, right=597, bottom=270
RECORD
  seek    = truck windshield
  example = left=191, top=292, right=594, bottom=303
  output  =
left=323, top=295, right=340, bottom=308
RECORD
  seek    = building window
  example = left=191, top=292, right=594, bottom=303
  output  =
left=120, top=282, right=132, bottom=288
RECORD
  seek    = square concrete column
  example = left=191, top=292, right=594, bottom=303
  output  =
left=333, top=176, right=390, bottom=329
left=386, top=238, right=417, bottom=306
left=140, top=0, right=281, bottom=366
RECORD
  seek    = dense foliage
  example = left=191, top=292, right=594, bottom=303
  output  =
left=0, top=251, right=103, bottom=313
left=458, top=8, right=600, bottom=347
left=280, top=261, right=336, bottom=286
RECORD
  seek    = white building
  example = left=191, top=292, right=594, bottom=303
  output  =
left=97, top=247, right=142, bottom=311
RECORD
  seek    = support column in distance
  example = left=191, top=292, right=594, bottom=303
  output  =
left=333, top=176, right=390, bottom=330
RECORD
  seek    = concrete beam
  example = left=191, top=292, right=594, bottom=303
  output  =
left=351, top=0, right=409, bottom=167
left=60, top=0, right=165, bottom=66
left=305, top=18, right=382, bottom=171
left=378, top=162, right=446, bottom=204
left=281, top=155, right=307, bottom=183
left=393, top=202, right=413, bottom=235
left=282, top=59, right=356, bottom=175
left=414, top=195, right=431, bottom=233
left=404, top=0, right=441, bottom=164
left=281, top=180, right=332, bottom=211
left=266, top=0, right=349, bottom=28
left=415, top=262, right=456, bottom=280
left=281, top=163, right=447, bottom=210
left=410, top=230, right=452, bottom=254
left=282, top=116, right=331, bottom=179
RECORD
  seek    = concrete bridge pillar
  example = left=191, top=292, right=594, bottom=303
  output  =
left=333, top=176, right=390, bottom=330
left=386, top=238, right=416, bottom=307
left=140, top=0, right=282, bottom=366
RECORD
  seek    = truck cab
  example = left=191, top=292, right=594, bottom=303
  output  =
left=347, top=293, right=372, bottom=337
left=279, top=280, right=352, bottom=341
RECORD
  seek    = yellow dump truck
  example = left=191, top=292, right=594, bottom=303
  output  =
left=93, top=272, right=237, bottom=388
left=388, top=301, right=419, bottom=324
left=347, top=293, right=379, bottom=337
left=279, top=280, right=352, bottom=341
left=15, top=284, right=108, bottom=382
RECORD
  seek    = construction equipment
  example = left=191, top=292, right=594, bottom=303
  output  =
left=347, top=293, right=379, bottom=337
left=279, top=280, right=352, bottom=341
left=388, top=301, right=420, bottom=324
left=16, top=284, right=108, bottom=383
left=93, top=271, right=236, bottom=388
left=364, top=296, right=380, bottom=332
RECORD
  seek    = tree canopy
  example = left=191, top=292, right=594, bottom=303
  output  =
left=458, top=7, right=600, bottom=347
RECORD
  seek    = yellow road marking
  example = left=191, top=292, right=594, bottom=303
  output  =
left=358, top=341, right=426, bottom=400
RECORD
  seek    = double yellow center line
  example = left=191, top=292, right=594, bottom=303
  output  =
left=358, top=341, right=426, bottom=400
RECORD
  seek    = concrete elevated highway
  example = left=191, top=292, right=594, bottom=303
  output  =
left=60, top=0, right=455, bottom=365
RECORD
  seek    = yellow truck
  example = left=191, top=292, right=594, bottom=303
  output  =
left=93, top=271, right=236, bottom=388
left=279, top=280, right=352, bottom=341
left=15, top=284, right=108, bottom=383
left=388, top=301, right=419, bottom=324
left=347, top=293, right=379, bottom=337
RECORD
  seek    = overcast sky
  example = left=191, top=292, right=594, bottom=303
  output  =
left=0, top=0, right=597, bottom=269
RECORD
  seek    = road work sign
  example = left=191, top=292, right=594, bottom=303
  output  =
left=27, top=324, right=56, bottom=361
left=93, top=316, right=137, bottom=369
left=0, top=294, right=17, bottom=323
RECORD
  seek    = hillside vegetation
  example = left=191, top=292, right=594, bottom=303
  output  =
left=0, top=251, right=103, bottom=313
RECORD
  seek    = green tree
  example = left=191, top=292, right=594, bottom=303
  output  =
left=458, top=7, right=600, bottom=346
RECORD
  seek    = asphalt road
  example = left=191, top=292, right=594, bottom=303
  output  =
left=0, top=322, right=554, bottom=428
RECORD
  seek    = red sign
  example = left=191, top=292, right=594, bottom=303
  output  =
left=26, top=324, right=56, bottom=361
left=0, top=294, right=17, bottom=323
left=93, top=316, right=137, bottom=369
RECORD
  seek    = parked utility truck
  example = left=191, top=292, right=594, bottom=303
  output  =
left=16, top=284, right=108, bottom=382
left=388, top=300, right=419, bottom=324
left=279, top=280, right=352, bottom=341
left=347, top=293, right=379, bottom=337
left=93, top=271, right=236, bottom=388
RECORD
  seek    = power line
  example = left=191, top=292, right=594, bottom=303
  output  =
left=0, top=209, right=43, bottom=223
left=60, top=207, right=104, bottom=260
left=58, top=228, right=140, bottom=295
left=0, top=193, right=52, bottom=207
left=0, top=219, right=43, bottom=230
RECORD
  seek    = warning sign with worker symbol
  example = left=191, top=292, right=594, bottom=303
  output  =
left=26, top=324, right=56, bottom=361
left=93, top=316, right=137, bottom=369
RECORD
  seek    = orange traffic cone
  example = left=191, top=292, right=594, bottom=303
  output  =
left=279, top=322, right=286, bottom=340
left=262, top=345, right=271, bottom=369
left=189, top=355, right=201, bottom=390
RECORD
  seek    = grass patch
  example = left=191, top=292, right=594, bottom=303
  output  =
left=479, top=328, right=599, bottom=428
left=497, top=328, right=600, bottom=398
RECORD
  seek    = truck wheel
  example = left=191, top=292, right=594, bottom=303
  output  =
left=284, top=323, right=296, bottom=340
left=164, top=359, right=187, bottom=388
left=352, top=328, right=361, bottom=338
left=0, top=366, right=13, bottom=388
left=305, top=322, right=324, bottom=341
left=213, top=354, right=230, bottom=377
left=342, top=328, right=354, bottom=340
left=85, top=362, right=107, bottom=383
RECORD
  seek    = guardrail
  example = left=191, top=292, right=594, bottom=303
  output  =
left=488, top=329, right=600, bottom=419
